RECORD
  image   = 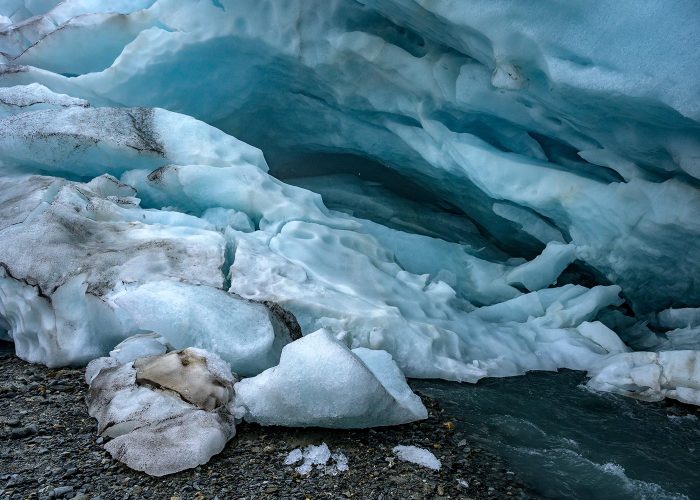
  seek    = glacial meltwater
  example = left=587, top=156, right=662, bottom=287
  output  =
left=416, top=371, right=700, bottom=500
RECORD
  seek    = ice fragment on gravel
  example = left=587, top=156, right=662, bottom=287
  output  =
left=285, top=443, right=348, bottom=476
left=392, top=445, right=442, bottom=471
left=284, top=448, right=303, bottom=465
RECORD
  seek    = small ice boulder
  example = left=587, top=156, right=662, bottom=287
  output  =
left=234, top=329, right=428, bottom=428
left=86, top=347, right=237, bottom=476
left=392, top=445, right=442, bottom=471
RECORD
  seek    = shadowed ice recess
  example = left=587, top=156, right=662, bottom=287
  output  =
left=0, top=0, right=699, bottom=493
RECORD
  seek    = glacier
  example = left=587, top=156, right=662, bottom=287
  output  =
left=0, top=0, right=699, bottom=429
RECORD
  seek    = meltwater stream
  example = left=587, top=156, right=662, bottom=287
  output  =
left=415, top=371, right=700, bottom=500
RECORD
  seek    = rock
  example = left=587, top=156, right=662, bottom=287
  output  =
left=62, top=467, right=77, bottom=479
left=10, top=424, right=37, bottom=439
left=52, top=486, right=74, bottom=497
left=2, top=417, right=20, bottom=427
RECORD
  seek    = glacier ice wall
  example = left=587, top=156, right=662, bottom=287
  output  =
left=0, top=0, right=699, bottom=403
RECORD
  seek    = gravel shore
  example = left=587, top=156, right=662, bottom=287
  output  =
left=0, top=346, right=534, bottom=499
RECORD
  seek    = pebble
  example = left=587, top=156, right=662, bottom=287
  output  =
left=2, top=417, right=21, bottom=427
left=10, top=424, right=38, bottom=439
left=52, top=485, right=74, bottom=497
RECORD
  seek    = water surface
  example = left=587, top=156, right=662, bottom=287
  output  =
left=416, top=370, right=700, bottom=499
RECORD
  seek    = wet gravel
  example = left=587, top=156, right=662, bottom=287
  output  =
left=0, top=348, right=536, bottom=499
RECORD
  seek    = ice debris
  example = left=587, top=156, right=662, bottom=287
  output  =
left=234, top=329, right=428, bottom=428
left=284, top=444, right=349, bottom=476
left=392, top=445, right=442, bottom=471
left=86, top=345, right=237, bottom=476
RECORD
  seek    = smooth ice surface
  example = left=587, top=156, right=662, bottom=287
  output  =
left=234, top=329, right=428, bottom=428
left=392, top=445, right=441, bottom=471
left=0, top=1, right=699, bottom=408
left=86, top=347, right=237, bottom=476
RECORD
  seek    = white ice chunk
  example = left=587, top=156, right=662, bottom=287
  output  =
left=284, top=448, right=303, bottom=465
left=657, top=308, right=700, bottom=330
left=201, top=207, right=255, bottom=233
left=505, top=242, right=576, bottom=291
left=392, top=445, right=441, bottom=471
left=576, top=322, right=629, bottom=355
left=234, top=329, right=428, bottom=428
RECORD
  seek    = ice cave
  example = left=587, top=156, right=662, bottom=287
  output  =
left=0, top=1, right=698, bottom=498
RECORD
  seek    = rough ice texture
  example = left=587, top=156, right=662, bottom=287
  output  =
left=392, top=445, right=442, bottom=471
left=234, top=329, right=428, bottom=428
left=134, top=350, right=234, bottom=411
left=0, top=1, right=699, bottom=406
left=86, top=347, right=237, bottom=476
